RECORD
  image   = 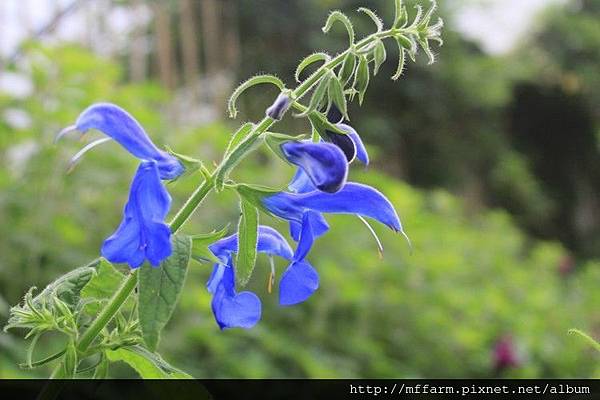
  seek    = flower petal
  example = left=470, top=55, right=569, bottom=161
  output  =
left=75, top=103, right=183, bottom=180
left=279, top=260, right=319, bottom=306
left=264, top=183, right=402, bottom=232
left=281, top=141, right=348, bottom=193
left=101, top=161, right=173, bottom=268
left=211, top=265, right=261, bottom=329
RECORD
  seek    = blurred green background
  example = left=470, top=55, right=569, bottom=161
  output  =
left=1, top=0, right=599, bottom=378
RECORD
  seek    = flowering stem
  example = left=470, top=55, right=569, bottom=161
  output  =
left=48, top=27, right=402, bottom=379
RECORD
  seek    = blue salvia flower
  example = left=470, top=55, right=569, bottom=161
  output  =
left=101, top=161, right=172, bottom=268
left=260, top=183, right=403, bottom=305
left=58, top=103, right=185, bottom=268
left=280, top=141, right=348, bottom=193
left=207, top=226, right=293, bottom=329
left=57, top=102, right=184, bottom=180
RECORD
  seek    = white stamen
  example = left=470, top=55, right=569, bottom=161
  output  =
left=67, top=137, right=112, bottom=173
left=267, top=256, right=276, bottom=293
left=54, top=125, right=79, bottom=144
left=357, top=215, right=384, bottom=258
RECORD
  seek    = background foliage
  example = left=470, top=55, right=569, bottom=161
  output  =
left=1, top=0, right=599, bottom=378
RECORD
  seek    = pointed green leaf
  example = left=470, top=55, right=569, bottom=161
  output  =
left=235, top=183, right=280, bottom=214
left=297, top=73, right=331, bottom=117
left=106, top=345, right=192, bottom=379
left=235, top=197, right=259, bottom=287
left=328, top=74, right=348, bottom=119
left=307, top=111, right=348, bottom=137
left=138, top=235, right=191, bottom=351
left=190, top=226, right=230, bottom=264
left=373, top=40, right=387, bottom=75
left=357, top=7, right=383, bottom=31
left=81, top=259, right=125, bottom=305
left=33, top=261, right=98, bottom=308
left=265, top=132, right=310, bottom=162
left=394, top=0, right=408, bottom=28
left=392, top=45, right=406, bottom=81
left=354, top=55, right=370, bottom=105
left=228, top=75, right=285, bottom=118
left=215, top=126, right=264, bottom=191
left=338, top=52, right=356, bottom=86
left=295, top=52, right=331, bottom=83
left=322, top=11, right=354, bottom=46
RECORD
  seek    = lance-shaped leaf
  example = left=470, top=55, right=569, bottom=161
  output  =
left=328, top=74, right=348, bottom=120
left=396, top=34, right=418, bottom=62
left=235, top=197, right=259, bottom=287
left=295, top=52, right=331, bottom=83
left=322, top=11, right=355, bottom=46
left=224, top=123, right=254, bottom=159
left=106, top=345, right=193, bottom=379
left=394, top=0, right=408, bottom=28
left=138, top=234, right=191, bottom=351
left=227, top=75, right=285, bottom=118
left=306, top=111, right=347, bottom=137
left=215, top=127, right=264, bottom=191
left=80, top=259, right=126, bottom=314
left=358, top=7, right=383, bottom=32
left=392, top=44, right=407, bottom=81
left=265, top=131, right=310, bottom=162
left=33, top=261, right=98, bottom=308
left=354, top=55, right=370, bottom=105
left=373, top=40, right=387, bottom=75
left=296, top=73, right=331, bottom=118
left=190, top=226, right=230, bottom=264
left=338, top=52, right=356, bottom=86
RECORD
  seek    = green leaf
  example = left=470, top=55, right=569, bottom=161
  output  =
left=328, top=74, right=348, bottom=119
left=338, top=52, right=356, bottom=86
left=138, top=235, right=191, bottom=351
left=235, top=197, right=259, bottom=287
left=295, top=52, right=330, bottom=83
left=397, top=35, right=417, bottom=62
left=106, top=345, right=192, bottom=379
left=33, top=261, right=98, bottom=308
left=393, top=0, right=408, bottom=28
left=227, top=75, right=285, bottom=118
left=322, top=11, right=355, bottom=46
left=93, top=353, right=109, bottom=379
left=307, top=111, right=348, bottom=137
left=373, top=40, right=387, bottom=75
left=164, top=146, right=203, bottom=182
left=235, top=183, right=280, bottom=213
left=392, top=45, right=406, bottom=81
left=62, top=340, right=77, bottom=378
left=354, top=55, right=370, bottom=105
left=357, top=7, right=383, bottom=32
left=265, top=132, right=310, bottom=162
left=297, top=73, right=331, bottom=117
left=190, top=226, right=230, bottom=264
left=80, top=259, right=125, bottom=314
left=215, top=127, right=264, bottom=191
left=223, top=123, right=254, bottom=160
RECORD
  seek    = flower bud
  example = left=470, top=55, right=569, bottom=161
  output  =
left=266, top=92, right=292, bottom=120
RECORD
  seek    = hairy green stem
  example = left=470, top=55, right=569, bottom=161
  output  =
left=48, top=27, right=401, bottom=379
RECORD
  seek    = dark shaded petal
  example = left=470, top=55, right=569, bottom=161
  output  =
left=337, top=123, right=369, bottom=165
left=323, top=130, right=356, bottom=163
left=263, top=182, right=402, bottom=232
left=281, top=141, right=348, bottom=193
left=279, top=260, right=319, bottom=306
left=75, top=103, right=184, bottom=180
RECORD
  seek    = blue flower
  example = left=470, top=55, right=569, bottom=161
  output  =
left=58, top=103, right=184, bottom=180
left=281, top=141, right=348, bottom=193
left=323, top=106, right=369, bottom=165
left=101, top=161, right=173, bottom=268
left=207, top=226, right=293, bottom=329
left=260, top=183, right=403, bottom=305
